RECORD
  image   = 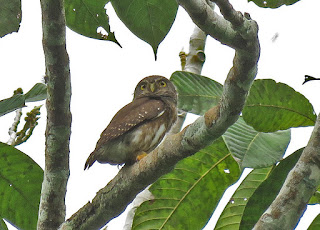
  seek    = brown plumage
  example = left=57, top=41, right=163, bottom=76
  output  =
left=84, top=75, right=177, bottom=169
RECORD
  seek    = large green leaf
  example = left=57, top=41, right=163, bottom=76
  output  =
left=170, top=71, right=223, bottom=115
left=248, top=0, right=300, bottom=8
left=0, top=83, right=47, bottom=117
left=65, top=0, right=120, bottom=45
left=243, top=79, right=316, bottom=132
left=240, top=148, right=303, bottom=230
left=215, top=167, right=272, bottom=230
left=0, top=0, right=21, bottom=38
left=223, top=117, right=290, bottom=169
left=111, top=0, right=178, bottom=57
left=132, top=138, right=240, bottom=230
left=309, top=214, right=320, bottom=230
left=0, top=142, right=43, bottom=229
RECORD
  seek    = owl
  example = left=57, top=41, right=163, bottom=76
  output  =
left=84, top=75, right=178, bottom=169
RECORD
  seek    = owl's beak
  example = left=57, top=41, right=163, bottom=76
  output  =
left=150, top=83, right=155, bottom=92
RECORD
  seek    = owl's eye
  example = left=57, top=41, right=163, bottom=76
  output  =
left=159, top=80, right=167, bottom=87
left=140, top=84, right=146, bottom=90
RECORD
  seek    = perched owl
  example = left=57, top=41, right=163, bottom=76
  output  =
left=84, top=75, right=178, bottom=169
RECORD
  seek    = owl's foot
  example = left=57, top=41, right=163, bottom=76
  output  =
left=136, top=152, right=148, bottom=161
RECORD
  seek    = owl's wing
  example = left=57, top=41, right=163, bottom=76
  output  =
left=97, top=97, right=165, bottom=145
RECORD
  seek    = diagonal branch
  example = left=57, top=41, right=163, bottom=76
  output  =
left=59, top=0, right=260, bottom=229
left=37, top=0, right=72, bottom=229
left=254, top=112, right=320, bottom=230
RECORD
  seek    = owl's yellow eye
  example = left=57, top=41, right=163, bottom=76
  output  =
left=140, top=84, right=146, bottom=90
left=159, top=80, right=167, bottom=87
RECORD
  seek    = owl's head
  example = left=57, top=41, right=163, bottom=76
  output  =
left=134, top=75, right=177, bottom=103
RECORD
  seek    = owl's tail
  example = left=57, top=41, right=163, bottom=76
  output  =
left=84, top=152, right=96, bottom=170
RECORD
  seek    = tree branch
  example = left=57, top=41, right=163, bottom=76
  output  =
left=37, top=0, right=71, bottom=229
left=184, top=26, right=207, bottom=74
left=59, top=0, right=259, bottom=229
left=254, top=112, right=320, bottom=230
left=169, top=24, right=208, bottom=135
left=177, top=0, right=250, bottom=50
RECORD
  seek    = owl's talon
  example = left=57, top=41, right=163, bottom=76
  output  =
left=136, top=152, right=148, bottom=161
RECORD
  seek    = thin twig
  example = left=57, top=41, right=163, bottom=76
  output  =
left=7, top=108, right=22, bottom=145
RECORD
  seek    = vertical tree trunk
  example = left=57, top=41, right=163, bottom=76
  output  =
left=37, top=0, right=71, bottom=229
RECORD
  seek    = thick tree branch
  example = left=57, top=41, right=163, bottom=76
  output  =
left=37, top=0, right=71, bottom=229
left=59, top=0, right=259, bottom=229
left=254, top=113, right=320, bottom=229
left=177, top=0, right=250, bottom=50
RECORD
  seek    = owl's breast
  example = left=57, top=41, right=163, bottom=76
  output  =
left=129, top=116, right=166, bottom=148
left=102, top=118, right=168, bottom=165
left=130, top=122, right=167, bottom=152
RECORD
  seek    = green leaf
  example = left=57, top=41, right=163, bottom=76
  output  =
left=309, top=186, right=320, bottom=204
left=0, top=219, right=8, bottom=230
left=25, top=83, right=47, bottom=103
left=65, top=0, right=120, bottom=45
left=0, top=142, right=43, bottom=229
left=223, top=117, right=290, bottom=169
left=0, top=83, right=47, bottom=117
left=132, top=138, right=240, bottom=230
left=215, top=167, right=272, bottom=230
left=240, top=148, right=303, bottom=230
left=111, top=0, right=178, bottom=57
left=243, top=79, right=316, bottom=132
left=0, top=94, right=25, bottom=117
left=309, top=214, right=320, bottom=230
left=248, top=0, right=300, bottom=8
left=170, top=71, right=223, bottom=115
left=0, top=0, right=21, bottom=38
